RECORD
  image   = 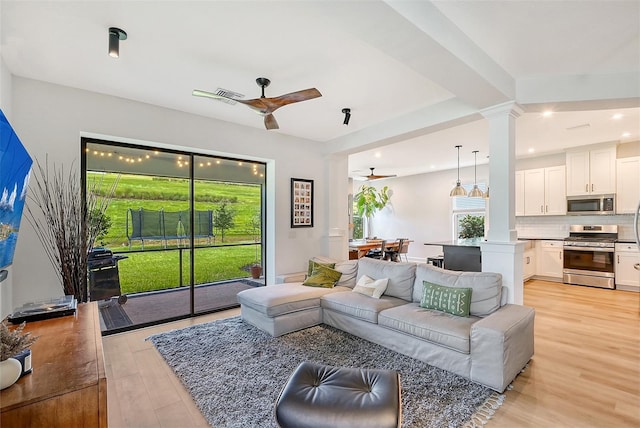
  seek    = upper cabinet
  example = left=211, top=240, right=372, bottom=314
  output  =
left=566, top=147, right=616, bottom=196
left=616, top=156, right=640, bottom=214
left=516, top=166, right=566, bottom=216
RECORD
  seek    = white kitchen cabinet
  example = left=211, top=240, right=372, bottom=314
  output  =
left=537, top=240, right=564, bottom=279
left=523, top=247, right=536, bottom=280
left=566, top=147, right=616, bottom=196
left=521, top=166, right=566, bottom=216
left=515, top=170, right=525, bottom=216
left=615, top=243, right=640, bottom=292
left=616, top=157, right=640, bottom=214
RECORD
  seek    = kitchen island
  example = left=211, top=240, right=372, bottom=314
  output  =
left=424, top=238, right=483, bottom=272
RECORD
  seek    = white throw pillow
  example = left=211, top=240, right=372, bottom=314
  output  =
left=352, top=275, right=389, bottom=299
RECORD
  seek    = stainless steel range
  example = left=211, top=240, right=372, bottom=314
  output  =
left=563, top=225, right=618, bottom=289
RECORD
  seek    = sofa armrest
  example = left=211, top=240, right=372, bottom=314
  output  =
left=276, top=272, right=306, bottom=284
left=470, top=304, right=535, bottom=392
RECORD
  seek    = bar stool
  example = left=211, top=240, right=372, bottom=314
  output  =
left=427, top=255, right=444, bottom=268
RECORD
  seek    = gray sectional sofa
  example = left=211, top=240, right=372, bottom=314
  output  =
left=237, top=257, right=534, bottom=392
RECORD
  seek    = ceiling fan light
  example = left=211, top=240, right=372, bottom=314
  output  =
left=469, top=185, right=484, bottom=198
left=450, top=182, right=467, bottom=197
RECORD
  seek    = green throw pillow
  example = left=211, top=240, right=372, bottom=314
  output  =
left=420, top=281, right=472, bottom=317
left=307, top=260, right=336, bottom=277
left=303, top=264, right=342, bottom=288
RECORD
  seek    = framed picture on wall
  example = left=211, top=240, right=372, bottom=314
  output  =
left=291, top=178, right=314, bottom=228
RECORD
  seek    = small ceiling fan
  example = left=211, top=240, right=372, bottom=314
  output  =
left=363, top=167, right=397, bottom=180
left=193, top=77, right=321, bottom=130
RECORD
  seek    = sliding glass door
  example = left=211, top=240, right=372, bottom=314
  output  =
left=83, top=138, right=265, bottom=332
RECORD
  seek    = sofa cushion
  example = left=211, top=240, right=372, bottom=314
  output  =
left=420, top=281, right=472, bottom=317
left=378, top=303, right=480, bottom=353
left=308, top=257, right=358, bottom=288
left=307, top=259, right=335, bottom=277
left=237, top=283, right=350, bottom=317
left=412, top=264, right=502, bottom=317
left=321, top=292, right=406, bottom=324
left=357, top=258, right=416, bottom=301
left=303, top=264, right=343, bottom=288
left=352, top=275, right=388, bottom=299
left=334, top=259, right=358, bottom=288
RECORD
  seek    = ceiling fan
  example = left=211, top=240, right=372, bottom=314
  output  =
left=192, top=77, right=321, bottom=130
left=363, top=167, right=397, bottom=180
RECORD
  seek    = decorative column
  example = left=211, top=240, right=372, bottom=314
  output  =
left=480, top=102, right=525, bottom=304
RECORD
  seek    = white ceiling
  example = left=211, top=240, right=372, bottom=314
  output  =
left=1, top=1, right=639, bottom=178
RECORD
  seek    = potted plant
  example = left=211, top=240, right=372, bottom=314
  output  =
left=1, top=321, right=38, bottom=390
left=354, top=184, right=390, bottom=239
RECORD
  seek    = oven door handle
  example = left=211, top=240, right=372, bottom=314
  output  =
left=563, top=246, right=614, bottom=253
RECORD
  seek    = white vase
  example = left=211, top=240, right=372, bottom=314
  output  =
left=0, top=358, right=22, bottom=390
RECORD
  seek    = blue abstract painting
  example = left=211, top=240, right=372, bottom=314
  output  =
left=0, top=109, right=32, bottom=269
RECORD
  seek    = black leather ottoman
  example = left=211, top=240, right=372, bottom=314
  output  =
left=275, top=362, right=401, bottom=428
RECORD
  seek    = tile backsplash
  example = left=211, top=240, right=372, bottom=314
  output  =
left=516, top=214, right=636, bottom=241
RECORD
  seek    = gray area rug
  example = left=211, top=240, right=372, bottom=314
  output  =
left=148, top=317, right=504, bottom=428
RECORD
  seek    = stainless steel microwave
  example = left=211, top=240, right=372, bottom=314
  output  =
left=566, top=194, right=615, bottom=215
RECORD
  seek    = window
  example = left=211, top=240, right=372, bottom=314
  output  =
left=452, top=183, right=487, bottom=240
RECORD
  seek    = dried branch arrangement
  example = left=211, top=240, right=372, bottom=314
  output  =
left=0, top=321, right=38, bottom=361
left=24, top=158, right=119, bottom=302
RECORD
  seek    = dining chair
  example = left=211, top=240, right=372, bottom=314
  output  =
left=397, top=238, right=409, bottom=262
left=365, top=240, right=387, bottom=260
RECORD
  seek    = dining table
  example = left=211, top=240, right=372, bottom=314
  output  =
left=348, top=239, right=406, bottom=260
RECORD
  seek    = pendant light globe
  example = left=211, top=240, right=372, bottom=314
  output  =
left=450, top=145, right=467, bottom=197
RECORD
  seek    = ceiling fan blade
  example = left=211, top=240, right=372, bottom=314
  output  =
left=264, top=114, right=279, bottom=130
left=366, top=174, right=397, bottom=180
left=364, top=167, right=396, bottom=180
left=237, top=88, right=322, bottom=115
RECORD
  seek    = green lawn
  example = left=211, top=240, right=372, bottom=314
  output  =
left=114, top=244, right=259, bottom=294
left=87, top=172, right=263, bottom=294
left=89, top=173, right=261, bottom=248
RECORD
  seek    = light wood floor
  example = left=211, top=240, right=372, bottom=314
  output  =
left=102, top=279, right=640, bottom=427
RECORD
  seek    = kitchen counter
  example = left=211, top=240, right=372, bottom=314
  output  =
left=424, top=238, right=484, bottom=247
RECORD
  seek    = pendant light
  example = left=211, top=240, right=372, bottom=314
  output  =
left=468, top=150, right=484, bottom=198
left=450, top=145, right=467, bottom=197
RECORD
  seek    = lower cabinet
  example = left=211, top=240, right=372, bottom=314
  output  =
left=537, top=240, right=564, bottom=279
left=523, top=248, right=536, bottom=280
left=615, top=243, right=640, bottom=292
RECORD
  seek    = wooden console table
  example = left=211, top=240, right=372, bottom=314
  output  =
left=1, top=302, right=107, bottom=427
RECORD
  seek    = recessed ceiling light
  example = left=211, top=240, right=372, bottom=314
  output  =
left=374, top=152, right=381, bottom=158
left=528, top=148, right=535, bottom=153
left=612, top=113, right=623, bottom=120
left=622, top=132, right=631, bottom=138
left=542, top=111, right=553, bottom=117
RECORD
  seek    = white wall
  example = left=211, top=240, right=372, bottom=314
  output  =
left=9, top=77, right=345, bottom=309
left=0, top=45, right=15, bottom=319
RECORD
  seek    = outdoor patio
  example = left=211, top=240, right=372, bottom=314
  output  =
left=98, top=278, right=263, bottom=333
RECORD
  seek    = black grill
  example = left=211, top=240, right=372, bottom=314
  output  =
left=88, top=248, right=128, bottom=304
